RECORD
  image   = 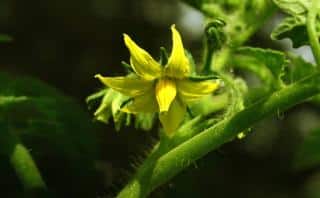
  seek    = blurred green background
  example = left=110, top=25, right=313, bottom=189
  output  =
left=1, top=0, right=320, bottom=197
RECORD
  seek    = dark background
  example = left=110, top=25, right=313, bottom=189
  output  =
left=0, top=0, right=320, bottom=197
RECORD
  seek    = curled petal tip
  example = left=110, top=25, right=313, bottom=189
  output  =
left=94, top=74, right=102, bottom=79
left=123, top=33, right=130, bottom=42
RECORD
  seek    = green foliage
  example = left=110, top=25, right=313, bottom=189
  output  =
left=0, top=72, right=97, bottom=158
left=2, top=0, right=320, bottom=197
left=287, top=53, right=317, bottom=82
left=0, top=72, right=98, bottom=196
left=114, top=0, right=320, bottom=197
left=271, top=0, right=320, bottom=48
left=234, top=47, right=287, bottom=89
left=273, top=0, right=310, bottom=15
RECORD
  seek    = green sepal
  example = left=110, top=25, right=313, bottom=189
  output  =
left=134, top=113, right=156, bottom=131
left=121, top=61, right=134, bottom=73
left=88, top=89, right=156, bottom=131
left=184, top=49, right=196, bottom=75
left=120, top=98, right=134, bottom=109
left=159, top=47, right=169, bottom=66
left=188, top=74, right=219, bottom=82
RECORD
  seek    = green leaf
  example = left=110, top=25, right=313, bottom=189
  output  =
left=159, top=47, right=169, bottom=66
left=134, top=113, right=156, bottom=131
left=271, top=0, right=320, bottom=48
left=273, top=0, right=310, bottom=15
left=287, top=54, right=317, bottom=83
left=0, top=72, right=99, bottom=195
left=271, top=16, right=309, bottom=48
left=182, top=0, right=241, bottom=13
left=234, top=47, right=288, bottom=89
left=294, top=128, right=320, bottom=170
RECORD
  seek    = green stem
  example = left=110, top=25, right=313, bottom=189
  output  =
left=202, top=45, right=215, bottom=74
left=11, top=143, right=47, bottom=191
left=307, top=0, right=320, bottom=66
left=0, top=125, right=47, bottom=194
left=118, top=73, right=320, bottom=197
left=117, top=139, right=169, bottom=198
left=147, top=72, right=320, bottom=195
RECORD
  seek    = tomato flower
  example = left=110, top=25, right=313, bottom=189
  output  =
left=95, top=25, right=219, bottom=136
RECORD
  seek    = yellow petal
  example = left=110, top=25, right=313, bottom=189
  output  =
left=177, top=79, right=219, bottom=103
left=95, top=74, right=153, bottom=97
left=164, top=25, right=190, bottom=79
left=123, top=34, right=162, bottom=80
left=121, top=91, right=158, bottom=113
left=155, top=78, right=177, bottom=112
left=159, top=99, right=186, bottom=136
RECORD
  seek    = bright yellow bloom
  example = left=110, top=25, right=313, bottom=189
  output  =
left=95, top=25, right=219, bottom=136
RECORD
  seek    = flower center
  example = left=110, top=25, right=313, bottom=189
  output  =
left=155, top=78, right=177, bottom=112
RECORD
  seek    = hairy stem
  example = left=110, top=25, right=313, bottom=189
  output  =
left=147, top=72, right=320, bottom=195
left=118, top=73, right=320, bottom=197
left=307, top=0, right=320, bottom=66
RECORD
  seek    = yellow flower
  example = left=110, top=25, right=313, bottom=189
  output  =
left=95, top=25, right=219, bottom=136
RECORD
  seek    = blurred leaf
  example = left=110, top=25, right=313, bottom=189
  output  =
left=284, top=55, right=320, bottom=105
left=273, top=0, right=310, bottom=15
left=0, top=34, right=13, bottom=43
left=271, top=16, right=309, bottom=48
left=87, top=88, right=156, bottom=131
left=0, top=96, right=28, bottom=106
left=294, top=128, right=320, bottom=170
left=234, top=47, right=287, bottom=89
left=190, top=93, right=228, bottom=116
left=287, top=54, right=317, bottom=83
left=0, top=72, right=99, bottom=196
left=271, top=0, right=319, bottom=48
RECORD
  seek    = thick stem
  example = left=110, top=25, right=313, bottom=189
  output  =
left=118, top=73, right=320, bottom=197
left=0, top=125, right=47, bottom=195
left=147, top=72, right=320, bottom=194
left=11, top=143, right=47, bottom=191
left=307, top=0, right=320, bottom=66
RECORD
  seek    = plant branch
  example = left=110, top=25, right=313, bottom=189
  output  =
left=0, top=125, right=47, bottom=195
left=307, top=0, right=320, bottom=66
left=118, top=72, right=320, bottom=197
